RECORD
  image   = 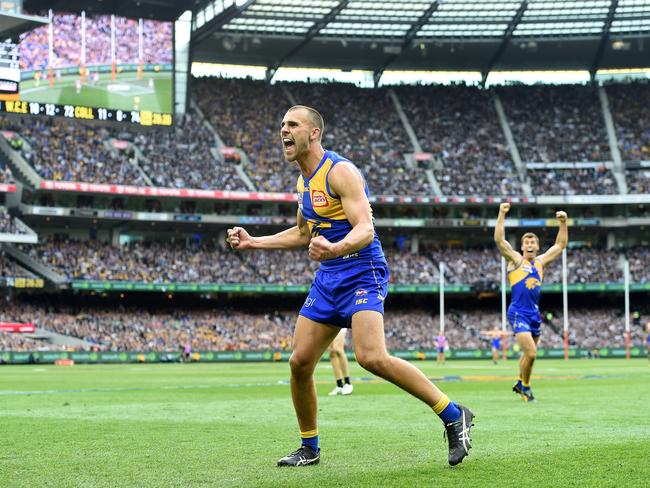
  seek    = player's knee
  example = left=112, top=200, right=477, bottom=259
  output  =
left=357, top=351, right=390, bottom=375
left=523, top=346, right=537, bottom=360
left=328, top=346, right=342, bottom=358
left=289, top=351, right=315, bottom=375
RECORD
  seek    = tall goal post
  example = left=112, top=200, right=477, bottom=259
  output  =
left=439, top=262, right=445, bottom=335
left=624, top=260, right=631, bottom=360
left=562, top=248, right=569, bottom=360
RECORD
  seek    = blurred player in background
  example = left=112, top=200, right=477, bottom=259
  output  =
left=327, top=329, right=353, bottom=396
left=227, top=105, right=475, bottom=467
left=495, top=203, right=568, bottom=402
left=436, top=332, right=447, bottom=365
left=481, top=326, right=505, bottom=365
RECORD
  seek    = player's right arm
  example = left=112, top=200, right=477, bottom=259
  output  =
left=494, top=202, right=522, bottom=264
left=227, top=209, right=311, bottom=251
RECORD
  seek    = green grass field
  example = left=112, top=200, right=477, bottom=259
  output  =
left=19, top=71, right=173, bottom=113
left=0, top=359, right=648, bottom=487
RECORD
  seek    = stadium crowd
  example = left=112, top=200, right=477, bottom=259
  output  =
left=193, top=78, right=430, bottom=195
left=193, top=77, right=296, bottom=193
left=6, top=116, right=149, bottom=185
left=20, top=13, right=172, bottom=71
left=395, top=85, right=521, bottom=197
left=498, top=85, right=610, bottom=163
left=527, top=167, right=618, bottom=195
left=20, top=237, right=648, bottom=286
left=606, top=82, right=650, bottom=162
left=6, top=77, right=650, bottom=197
left=133, top=113, right=246, bottom=190
left=0, top=254, right=34, bottom=278
left=0, top=209, right=27, bottom=234
left=1, top=302, right=645, bottom=352
left=0, top=161, right=13, bottom=184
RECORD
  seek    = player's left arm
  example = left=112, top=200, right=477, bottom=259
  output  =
left=308, top=162, right=374, bottom=262
left=538, top=211, right=569, bottom=267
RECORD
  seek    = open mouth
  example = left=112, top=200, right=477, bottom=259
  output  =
left=282, top=138, right=295, bottom=150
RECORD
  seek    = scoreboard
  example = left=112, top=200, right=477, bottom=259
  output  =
left=0, top=40, right=20, bottom=101
left=0, top=99, right=173, bottom=126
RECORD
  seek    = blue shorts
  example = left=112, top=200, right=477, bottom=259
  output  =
left=299, top=263, right=389, bottom=328
left=509, top=311, right=542, bottom=337
left=437, top=347, right=445, bottom=353
left=491, top=339, right=501, bottom=350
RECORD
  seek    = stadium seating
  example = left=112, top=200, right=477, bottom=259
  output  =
left=20, top=237, right=644, bottom=285
left=1, top=301, right=644, bottom=352
left=395, top=85, right=521, bottom=197
left=7, top=79, right=650, bottom=197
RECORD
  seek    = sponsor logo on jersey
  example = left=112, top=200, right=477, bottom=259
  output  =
left=355, top=289, right=368, bottom=296
left=311, top=190, right=328, bottom=207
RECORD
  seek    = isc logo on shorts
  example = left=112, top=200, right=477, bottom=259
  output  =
left=311, top=190, right=328, bottom=207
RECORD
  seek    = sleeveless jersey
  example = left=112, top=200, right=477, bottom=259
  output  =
left=508, top=258, right=544, bottom=318
left=297, top=150, right=386, bottom=272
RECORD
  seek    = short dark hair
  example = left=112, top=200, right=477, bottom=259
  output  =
left=288, top=105, right=324, bottom=140
left=520, top=232, right=539, bottom=246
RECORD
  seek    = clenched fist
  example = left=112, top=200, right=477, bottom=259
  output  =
left=308, top=235, right=337, bottom=262
left=226, top=227, right=253, bottom=250
left=556, top=211, right=567, bottom=222
left=499, top=202, right=511, bottom=214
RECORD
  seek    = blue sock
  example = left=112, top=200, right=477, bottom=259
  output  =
left=439, top=402, right=462, bottom=423
left=433, top=395, right=462, bottom=423
left=301, top=434, right=319, bottom=452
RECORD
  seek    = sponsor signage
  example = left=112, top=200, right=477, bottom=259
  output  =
left=0, top=322, right=35, bottom=332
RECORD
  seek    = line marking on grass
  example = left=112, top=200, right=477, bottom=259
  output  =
left=0, top=374, right=627, bottom=396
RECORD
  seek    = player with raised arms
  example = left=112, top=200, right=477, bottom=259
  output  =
left=227, top=105, right=475, bottom=467
left=494, top=203, right=568, bottom=402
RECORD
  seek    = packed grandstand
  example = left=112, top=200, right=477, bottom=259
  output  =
left=1, top=68, right=649, bottom=355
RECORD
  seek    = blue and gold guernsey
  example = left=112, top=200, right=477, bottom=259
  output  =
left=296, top=150, right=386, bottom=271
left=297, top=150, right=389, bottom=328
left=507, top=258, right=544, bottom=337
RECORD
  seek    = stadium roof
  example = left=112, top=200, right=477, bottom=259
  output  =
left=190, top=0, right=650, bottom=78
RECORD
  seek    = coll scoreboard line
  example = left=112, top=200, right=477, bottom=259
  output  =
left=0, top=99, right=173, bottom=126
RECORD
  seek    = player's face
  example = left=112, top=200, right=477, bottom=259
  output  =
left=520, top=237, right=539, bottom=259
left=280, top=109, right=314, bottom=162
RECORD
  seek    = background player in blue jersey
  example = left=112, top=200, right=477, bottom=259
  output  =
left=327, top=329, right=353, bottom=396
left=494, top=202, right=568, bottom=402
left=227, top=105, right=474, bottom=467
left=480, top=326, right=506, bottom=365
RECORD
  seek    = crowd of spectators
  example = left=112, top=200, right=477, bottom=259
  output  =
left=193, top=77, right=296, bottom=193
left=1, top=302, right=645, bottom=352
left=498, top=85, right=610, bottom=163
left=4, top=116, right=149, bottom=185
left=0, top=161, right=13, bottom=184
left=3, top=114, right=247, bottom=190
left=395, top=84, right=521, bottom=197
left=288, top=82, right=430, bottom=196
left=606, top=82, right=650, bottom=162
left=21, top=236, right=259, bottom=283
left=20, top=13, right=172, bottom=71
left=133, top=113, right=246, bottom=190
left=0, top=208, right=28, bottom=235
left=7, top=76, right=650, bottom=197
left=0, top=254, right=35, bottom=278
left=527, top=167, right=618, bottom=195
left=20, top=237, right=646, bottom=286
left=625, top=169, right=650, bottom=194
left=193, top=78, right=430, bottom=195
